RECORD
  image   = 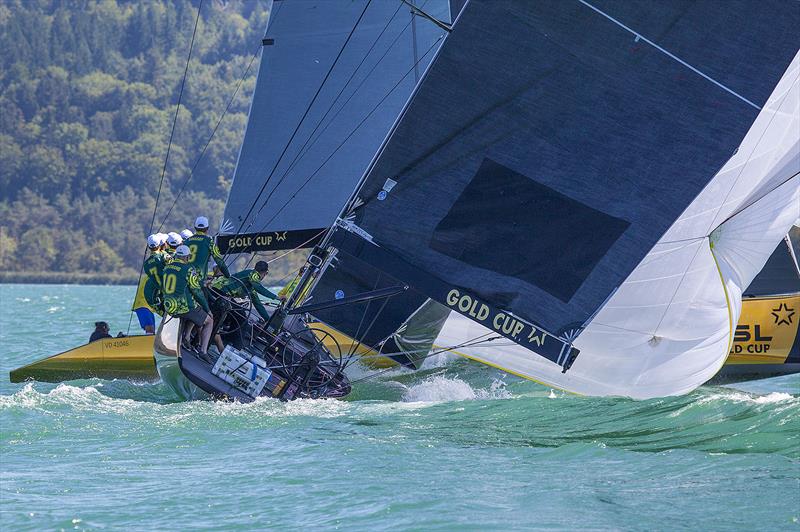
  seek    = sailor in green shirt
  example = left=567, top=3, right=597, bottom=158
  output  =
left=211, top=261, right=278, bottom=322
left=184, top=216, right=230, bottom=281
left=144, top=275, right=164, bottom=316
left=162, top=245, right=214, bottom=355
left=277, top=266, right=304, bottom=301
left=132, top=234, right=167, bottom=334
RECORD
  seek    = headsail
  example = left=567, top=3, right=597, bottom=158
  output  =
left=219, top=0, right=450, bottom=253
left=325, top=1, right=800, bottom=396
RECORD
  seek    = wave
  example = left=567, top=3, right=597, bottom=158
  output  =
left=402, top=375, right=511, bottom=402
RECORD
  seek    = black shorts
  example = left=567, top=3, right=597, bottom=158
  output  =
left=176, top=306, right=208, bottom=327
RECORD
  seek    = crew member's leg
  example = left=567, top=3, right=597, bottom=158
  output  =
left=199, top=313, right=214, bottom=354
left=182, top=322, right=196, bottom=348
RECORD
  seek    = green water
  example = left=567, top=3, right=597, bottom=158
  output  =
left=1, top=284, right=798, bottom=530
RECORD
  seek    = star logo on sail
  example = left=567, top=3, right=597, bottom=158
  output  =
left=771, top=303, right=795, bottom=326
left=275, top=231, right=287, bottom=242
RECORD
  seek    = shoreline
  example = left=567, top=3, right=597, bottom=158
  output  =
left=0, top=272, right=138, bottom=285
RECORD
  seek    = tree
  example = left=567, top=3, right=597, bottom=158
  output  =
left=0, top=0, right=271, bottom=277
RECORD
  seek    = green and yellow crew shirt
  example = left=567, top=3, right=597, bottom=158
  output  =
left=132, top=251, right=168, bottom=312
left=144, top=276, right=164, bottom=316
left=278, top=271, right=312, bottom=304
left=162, top=261, right=210, bottom=316
left=212, top=269, right=278, bottom=321
left=143, top=251, right=167, bottom=288
left=184, top=233, right=230, bottom=280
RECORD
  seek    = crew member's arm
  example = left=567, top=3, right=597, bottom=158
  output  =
left=278, top=276, right=299, bottom=300
left=188, top=269, right=211, bottom=313
left=249, top=289, right=272, bottom=321
left=144, top=277, right=163, bottom=316
left=210, top=241, right=231, bottom=278
left=253, top=282, right=280, bottom=301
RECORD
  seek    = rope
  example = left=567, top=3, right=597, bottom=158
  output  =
left=347, top=333, right=501, bottom=385
left=226, top=0, right=375, bottom=256
left=239, top=2, right=408, bottom=232
left=241, top=32, right=445, bottom=257
left=156, top=42, right=262, bottom=233
left=128, top=0, right=203, bottom=334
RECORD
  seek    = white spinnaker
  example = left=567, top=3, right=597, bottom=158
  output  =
left=435, top=51, right=800, bottom=398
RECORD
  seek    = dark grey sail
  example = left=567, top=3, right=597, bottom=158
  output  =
left=744, top=226, right=800, bottom=297
left=219, top=0, right=450, bottom=253
left=326, top=0, right=800, bottom=369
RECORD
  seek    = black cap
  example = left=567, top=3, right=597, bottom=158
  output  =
left=95, top=321, right=109, bottom=328
left=254, top=261, right=269, bottom=273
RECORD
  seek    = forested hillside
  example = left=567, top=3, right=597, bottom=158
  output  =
left=0, top=0, right=270, bottom=282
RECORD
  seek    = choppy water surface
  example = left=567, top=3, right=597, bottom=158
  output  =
left=1, top=284, right=798, bottom=530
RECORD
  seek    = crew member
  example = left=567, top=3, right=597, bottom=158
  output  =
left=278, top=265, right=305, bottom=301
left=141, top=234, right=168, bottom=318
left=89, top=321, right=112, bottom=342
left=211, top=261, right=279, bottom=322
left=184, top=216, right=230, bottom=281
left=278, top=265, right=313, bottom=304
left=165, top=232, right=183, bottom=257
left=162, top=245, right=214, bottom=356
left=144, top=275, right=164, bottom=317
left=131, top=234, right=165, bottom=334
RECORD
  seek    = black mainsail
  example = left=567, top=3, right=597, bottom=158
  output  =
left=311, top=0, right=799, bottom=395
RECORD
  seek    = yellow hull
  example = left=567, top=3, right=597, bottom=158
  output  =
left=10, top=293, right=799, bottom=383
left=9, top=335, right=158, bottom=383
left=726, top=293, right=800, bottom=365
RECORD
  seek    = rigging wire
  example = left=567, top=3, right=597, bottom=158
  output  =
left=232, top=1, right=410, bottom=242
left=156, top=42, right=263, bottom=233
left=225, top=0, right=375, bottom=257
left=127, top=0, right=203, bottom=334
left=347, top=332, right=501, bottom=386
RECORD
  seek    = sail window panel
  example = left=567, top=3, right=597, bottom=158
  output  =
left=352, top=0, right=797, bottom=334
left=430, top=158, right=629, bottom=303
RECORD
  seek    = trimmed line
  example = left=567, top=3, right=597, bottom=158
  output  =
left=578, top=0, right=761, bottom=110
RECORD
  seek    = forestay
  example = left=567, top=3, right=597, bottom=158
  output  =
left=331, top=0, right=800, bottom=396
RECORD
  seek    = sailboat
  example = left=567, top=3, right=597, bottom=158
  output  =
left=720, top=223, right=800, bottom=377
left=7, top=2, right=796, bottom=395
left=277, top=0, right=800, bottom=399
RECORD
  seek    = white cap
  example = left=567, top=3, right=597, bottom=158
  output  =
left=180, top=229, right=193, bottom=240
left=175, top=245, right=191, bottom=258
left=147, top=234, right=160, bottom=249
left=167, top=232, right=183, bottom=247
left=194, top=216, right=209, bottom=229
left=156, top=233, right=168, bottom=246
